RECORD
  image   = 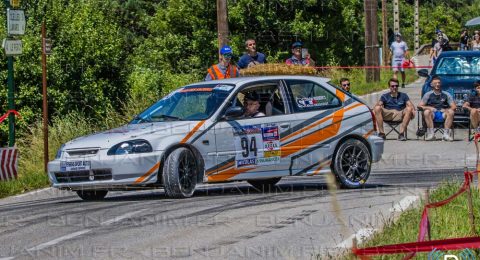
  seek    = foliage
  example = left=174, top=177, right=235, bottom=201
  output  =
left=0, top=0, right=475, bottom=145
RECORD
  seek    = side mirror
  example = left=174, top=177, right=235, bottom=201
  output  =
left=224, top=106, right=244, bottom=119
left=418, top=69, right=429, bottom=77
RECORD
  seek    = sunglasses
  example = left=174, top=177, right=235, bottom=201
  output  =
left=390, top=84, right=399, bottom=88
left=247, top=43, right=256, bottom=46
left=342, top=83, right=350, bottom=87
left=223, top=54, right=232, bottom=58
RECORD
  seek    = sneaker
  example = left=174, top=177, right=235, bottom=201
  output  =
left=398, top=132, right=407, bottom=141
left=442, top=129, right=453, bottom=142
left=425, top=129, right=435, bottom=141
left=401, top=83, right=405, bottom=88
left=378, top=132, right=386, bottom=140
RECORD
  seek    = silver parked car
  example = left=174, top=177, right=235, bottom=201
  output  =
left=48, top=76, right=384, bottom=200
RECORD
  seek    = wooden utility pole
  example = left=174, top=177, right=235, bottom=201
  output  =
left=216, top=0, right=229, bottom=60
left=364, top=0, right=380, bottom=82
left=414, top=0, right=420, bottom=51
left=393, top=0, right=400, bottom=34
left=382, top=0, right=388, bottom=66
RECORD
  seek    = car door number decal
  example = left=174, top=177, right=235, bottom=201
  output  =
left=233, top=124, right=281, bottom=168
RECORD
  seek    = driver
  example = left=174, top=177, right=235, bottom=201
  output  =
left=243, top=91, right=265, bottom=118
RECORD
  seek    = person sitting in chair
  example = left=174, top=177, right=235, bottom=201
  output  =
left=243, top=91, right=266, bottom=118
left=374, top=78, right=415, bottom=141
left=463, top=80, right=480, bottom=133
left=418, top=75, right=456, bottom=141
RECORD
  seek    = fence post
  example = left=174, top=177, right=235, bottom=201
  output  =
left=465, top=168, right=478, bottom=236
left=425, top=188, right=431, bottom=241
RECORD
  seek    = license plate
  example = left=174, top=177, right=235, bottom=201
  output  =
left=60, top=161, right=91, bottom=172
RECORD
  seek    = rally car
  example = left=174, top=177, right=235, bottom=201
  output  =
left=48, top=76, right=384, bottom=200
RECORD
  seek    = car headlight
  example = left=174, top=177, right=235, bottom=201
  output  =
left=55, top=144, right=65, bottom=159
left=107, top=139, right=153, bottom=155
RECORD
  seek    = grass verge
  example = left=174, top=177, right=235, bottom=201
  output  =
left=352, top=180, right=480, bottom=259
left=0, top=68, right=420, bottom=199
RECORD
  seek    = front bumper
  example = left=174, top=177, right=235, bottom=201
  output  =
left=48, top=151, right=163, bottom=190
left=368, top=135, right=384, bottom=163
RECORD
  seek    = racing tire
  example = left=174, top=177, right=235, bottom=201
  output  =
left=162, top=147, right=198, bottom=198
left=76, top=190, right=108, bottom=201
left=332, top=139, right=371, bottom=189
left=247, top=177, right=281, bottom=192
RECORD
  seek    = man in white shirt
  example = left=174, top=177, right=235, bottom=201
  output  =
left=390, top=33, right=409, bottom=88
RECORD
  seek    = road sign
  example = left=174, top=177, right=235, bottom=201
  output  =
left=2, top=39, right=22, bottom=56
left=10, top=0, right=20, bottom=8
left=43, top=38, right=52, bottom=55
left=7, top=9, right=25, bottom=35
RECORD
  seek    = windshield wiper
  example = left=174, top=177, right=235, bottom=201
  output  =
left=132, top=115, right=152, bottom=123
left=151, top=114, right=183, bottom=121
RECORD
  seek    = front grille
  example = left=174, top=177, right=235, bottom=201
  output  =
left=66, top=149, right=99, bottom=156
left=54, top=169, right=112, bottom=183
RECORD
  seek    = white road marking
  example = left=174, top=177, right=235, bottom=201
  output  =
left=24, top=208, right=148, bottom=256
left=100, top=209, right=148, bottom=225
left=335, top=228, right=377, bottom=248
left=0, top=257, right=15, bottom=260
left=27, top=229, right=92, bottom=251
left=9, top=188, right=53, bottom=199
left=389, top=195, right=419, bottom=213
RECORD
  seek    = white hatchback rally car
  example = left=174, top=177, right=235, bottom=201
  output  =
left=48, top=76, right=384, bottom=200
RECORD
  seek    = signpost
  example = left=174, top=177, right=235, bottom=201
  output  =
left=2, top=0, right=24, bottom=147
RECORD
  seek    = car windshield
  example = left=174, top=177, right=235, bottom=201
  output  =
left=435, top=56, right=480, bottom=75
left=130, top=84, right=234, bottom=123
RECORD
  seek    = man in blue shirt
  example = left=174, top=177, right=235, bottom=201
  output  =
left=374, top=78, right=415, bottom=141
left=237, top=39, right=266, bottom=69
left=285, top=41, right=311, bottom=66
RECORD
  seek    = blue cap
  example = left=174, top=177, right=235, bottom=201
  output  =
left=220, top=45, right=233, bottom=55
left=291, top=41, right=303, bottom=48
left=436, top=29, right=442, bottom=34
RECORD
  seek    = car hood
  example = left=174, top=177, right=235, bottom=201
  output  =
left=64, top=121, right=201, bottom=150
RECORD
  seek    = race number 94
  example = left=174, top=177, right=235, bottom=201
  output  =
left=241, top=137, right=257, bottom=157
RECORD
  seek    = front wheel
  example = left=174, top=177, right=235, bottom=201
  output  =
left=162, top=147, right=198, bottom=198
left=332, top=139, right=371, bottom=188
left=76, top=190, right=108, bottom=201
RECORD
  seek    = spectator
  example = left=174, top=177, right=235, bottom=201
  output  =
left=390, top=33, right=409, bottom=88
left=472, top=34, right=480, bottom=51
left=463, top=80, right=480, bottom=132
left=243, top=91, right=265, bottom=118
left=205, top=45, right=239, bottom=81
left=286, top=41, right=311, bottom=66
left=433, top=34, right=450, bottom=63
left=460, top=28, right=470, bottom=51
left=436, top=29, right=449, bottom=42
left=429, top=35, right=438, bottom=65
left=418, top=75, right=456, bottom=141
left=374, top=78, right=415, bottom=141
left=237, top=39, right=266, bottom=69
left=339, top=78, right=351, bottom=92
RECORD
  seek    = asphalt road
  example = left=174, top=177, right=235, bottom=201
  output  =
left=0, top=78, right=476, bottom=260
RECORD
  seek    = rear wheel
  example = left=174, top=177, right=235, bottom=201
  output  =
left=76, top=190, right=108, bottom=201
left=247, top=177, right=281, bottom=192
left=332, top=139, right=371, bottom=188
left=162, top=147, right=198, bottom=198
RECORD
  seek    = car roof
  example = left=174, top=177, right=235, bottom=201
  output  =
left=437, top=51, right=480, bottom=58
left=184, top=75, right=332, bottom=87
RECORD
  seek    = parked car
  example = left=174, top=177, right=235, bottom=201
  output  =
left=48, top=76, right=384, bottom=200
left=418, top=51, right=480, bottom=125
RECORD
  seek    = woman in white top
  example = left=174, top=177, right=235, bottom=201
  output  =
left=472, top=34, right=480, bottom=51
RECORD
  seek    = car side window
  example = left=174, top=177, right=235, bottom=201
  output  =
left=285, top=80, right=340, bottom=112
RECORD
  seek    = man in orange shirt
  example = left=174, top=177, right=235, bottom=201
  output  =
left=205, top=45, right=240, bottom=81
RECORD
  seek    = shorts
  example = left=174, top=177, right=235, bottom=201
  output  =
left=392, top=59, right=404, bottom=72
left=382, top=108, right=404, bottom=121
left=432, top=110, right=446, bottom=122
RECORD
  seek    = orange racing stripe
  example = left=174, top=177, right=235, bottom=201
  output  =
left=180, top=120, right=206, bottom=144
left=206, top=161, right=234, bottom=176
left=134, top=162, right=161, bottom=183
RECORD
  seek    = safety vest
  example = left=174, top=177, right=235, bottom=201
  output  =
left=207, top=64, right=238, bottom=80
